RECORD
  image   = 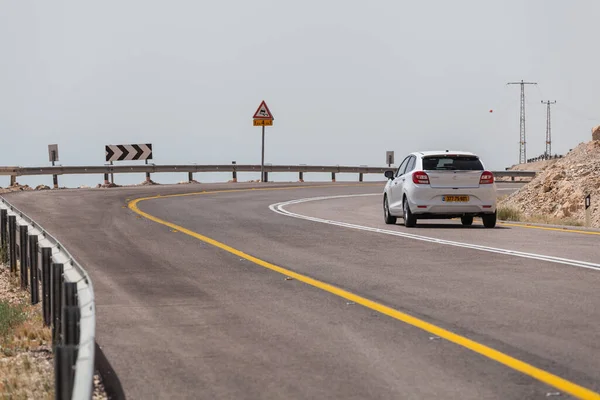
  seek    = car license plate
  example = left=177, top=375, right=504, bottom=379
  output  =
left=443, top=195, right=469, bottom=202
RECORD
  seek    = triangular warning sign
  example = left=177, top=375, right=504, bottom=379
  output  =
left=253, top=101, right=274, bottom=120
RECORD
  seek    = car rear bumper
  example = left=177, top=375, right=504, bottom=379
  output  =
left=407, top=185, right=496, bottom=216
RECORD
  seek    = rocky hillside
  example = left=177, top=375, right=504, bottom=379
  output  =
left=499, top=140, right=600, bottom=228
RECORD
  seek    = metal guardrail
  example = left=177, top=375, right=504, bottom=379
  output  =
left=494, top=170, right=537, bottom=177
left=0, top=163, right=538, bottom=179
left=0, top=198, right=95, bottom=400
left=1, top=164, right=392, bottom=176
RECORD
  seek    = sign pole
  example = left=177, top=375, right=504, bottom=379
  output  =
left=252, top=100, right=274, bottom=183
left=145, top=159, right=151, bottom=183
left=261, top=125, right=265, bottom=182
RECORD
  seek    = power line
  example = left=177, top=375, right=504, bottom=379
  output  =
left=541, top=100, right=556, bottom=157
left=507, top=80, right=538, bottom=164
left=535, top=85, right=597, bottom=122
left=557, top=103, right=598, bottom=123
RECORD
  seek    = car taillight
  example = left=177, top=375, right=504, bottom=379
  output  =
left=412, top=171, right=430, bottom=184
left=480, top=171, right=494, bottom=184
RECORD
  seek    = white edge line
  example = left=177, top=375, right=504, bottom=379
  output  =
left=268, top=193, right=600, bottom=272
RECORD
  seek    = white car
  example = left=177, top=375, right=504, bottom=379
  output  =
left=383, top=150, right=497, bottom=228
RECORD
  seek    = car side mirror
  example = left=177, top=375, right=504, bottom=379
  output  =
left=384, top=170, right=394, bottom=180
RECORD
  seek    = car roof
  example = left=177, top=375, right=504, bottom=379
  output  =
left=414, top=150, right=478, bottom=157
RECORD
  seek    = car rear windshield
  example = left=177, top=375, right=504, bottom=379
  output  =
left=422, top=156, right=483, bottom=171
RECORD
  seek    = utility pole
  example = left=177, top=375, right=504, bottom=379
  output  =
left=541, top=100, right=556, bottom=158
left=507, top=80, right=537, bottom=164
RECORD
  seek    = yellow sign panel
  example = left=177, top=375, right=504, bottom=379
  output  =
left=253, top=119, right=273, bottom=126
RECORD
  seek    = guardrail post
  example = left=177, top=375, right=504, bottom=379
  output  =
left=62, top=282, right=79, bottom=346
left=61, top=305, right=80, bottom=345
left=299, top=171, right=304, bottom=182
left=19, top=225, right=28, bottom=289
left=1, top=209, right=7, bottom=263
left=42, top=247, right=52, bottom=326
left=8, top=215, right=17, bottom=274
left=29, top=235, right=39, bottom=304
left=51, top=263, right=64, bottom=346
left=263, top=171, right=268, bottom=182
left=145, top=159, right=151, bottom=182
left=331, top=172, right=336, bottom=182
left=359, top=172, right=363, bottom=182
left=103, top=173, right=109, bottom=186
left=53, top=174, right=59, bottom=189
left=55, top=344, right=77, bottom=400
left=10, top=175, right=16, bottom=186
left=232, top=161, right=237, bottom=183
left=188, top=172, right=193, bottom=183
left=110, top=161, right=115, bottom=184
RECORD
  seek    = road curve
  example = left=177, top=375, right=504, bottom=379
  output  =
left=4, top=182, right=599, bottom=400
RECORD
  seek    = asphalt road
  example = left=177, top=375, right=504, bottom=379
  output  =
left=4, top=181, right=599, bottom=400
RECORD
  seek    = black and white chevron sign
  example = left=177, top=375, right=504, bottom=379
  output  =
left=105, top=144, right=153, bottom=162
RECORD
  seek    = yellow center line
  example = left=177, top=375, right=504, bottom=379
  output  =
left=128, top=186, right=600, bottom=400
left=499, top=221, right=600, bottom=236
left=140, top=182, right=382, bottom=201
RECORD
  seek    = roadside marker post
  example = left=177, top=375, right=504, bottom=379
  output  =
left=48, top=144, right=59, bottom=188
left=585, top=194, right=591, bottom=227
left=386, top=151, right=395, bottom=168
left=252, top=101, right=274, bottom=182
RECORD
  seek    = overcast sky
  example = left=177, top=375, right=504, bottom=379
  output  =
left=1, top=0, right=599, bottom=187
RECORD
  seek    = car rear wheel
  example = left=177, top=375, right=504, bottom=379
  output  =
left=403, top=198, right=417, bottom=228
left=383, top=196, right=397, bottom=225
left=460, top=216, right=473, bottom=226
left=482, top=211, right=497, bottom=228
